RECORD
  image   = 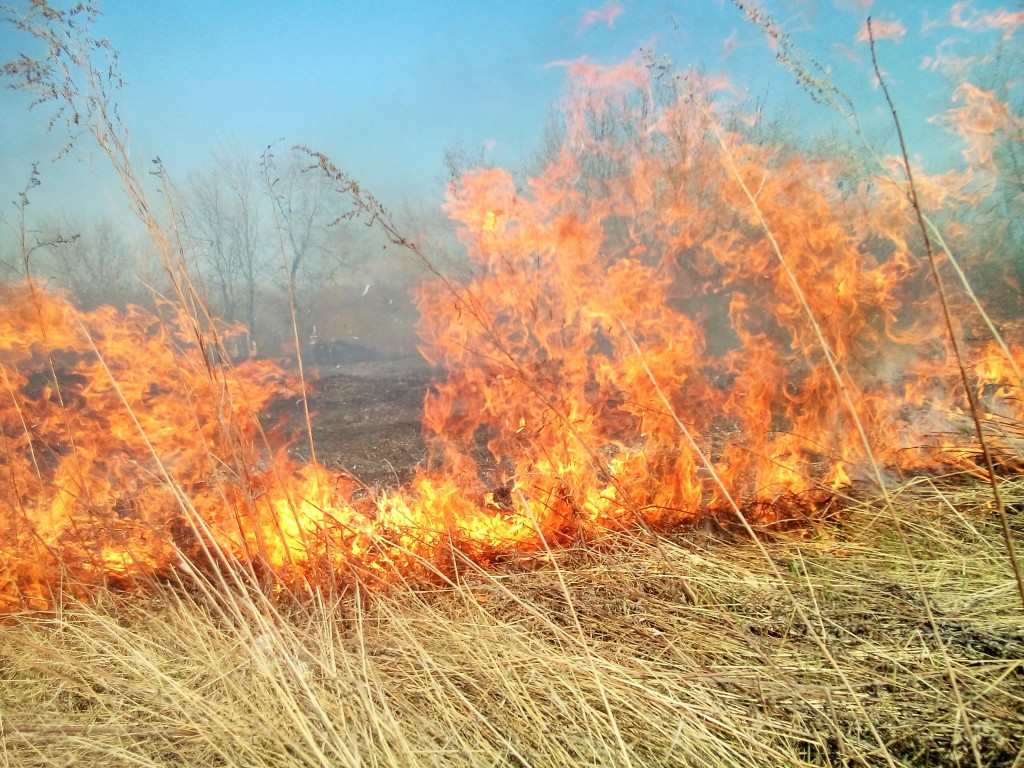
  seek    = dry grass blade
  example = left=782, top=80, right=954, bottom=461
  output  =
left=865, top=18, right=1023, bottom=619
left=3, top=480, right=1022, bottom=767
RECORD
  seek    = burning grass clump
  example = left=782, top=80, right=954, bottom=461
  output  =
left=2, top=478, right=1022, bottom=767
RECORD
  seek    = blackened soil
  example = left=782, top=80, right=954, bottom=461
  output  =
left=264, top=357, right=435, bottom=487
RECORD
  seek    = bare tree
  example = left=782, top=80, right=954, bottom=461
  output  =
left=261, top=146, right=361, bottom=333
left=182, top=145, right=266, bottom=340
left=42, top=216, right=140, bottom=308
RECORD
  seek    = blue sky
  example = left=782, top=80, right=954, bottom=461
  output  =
left=0, top=1, right=1017, bottom=236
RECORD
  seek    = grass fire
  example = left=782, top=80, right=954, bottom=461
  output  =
left=1, top=2, right=1022, bottom=766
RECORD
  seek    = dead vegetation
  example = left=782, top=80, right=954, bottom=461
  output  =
left=2, top=477, right=1021, bottom=768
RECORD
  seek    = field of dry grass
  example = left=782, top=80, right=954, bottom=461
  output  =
left=3, top=476, right=1021, bottom=767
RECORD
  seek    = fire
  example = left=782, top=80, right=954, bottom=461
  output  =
left=0, top=285, right=545, bottom=609
left=2, top=57, right=1022, bottom=611
left=414, top=63, right=1022, bottom=525
left=0, top=286, right=301, bottom=607
left=935, top=83, right=1023, bottom=169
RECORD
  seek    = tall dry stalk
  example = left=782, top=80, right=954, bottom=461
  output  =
left=865, top=18, right=1023, bottom=614
left=0, top=0, right=302, bottom=592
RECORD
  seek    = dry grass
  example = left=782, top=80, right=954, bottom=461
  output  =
left=2, top=477, right=1021, bottom=768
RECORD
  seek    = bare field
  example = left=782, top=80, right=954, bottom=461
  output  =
left=295, top=359, right=434, bottom=487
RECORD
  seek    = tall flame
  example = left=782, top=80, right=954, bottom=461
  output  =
left=417, top=70, right=1021, bottom=525
left=2, top=62, right=1022, bottom=610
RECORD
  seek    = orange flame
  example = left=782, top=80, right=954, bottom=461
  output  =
left=932, top=83, right=1022, bottom=169
left=2, top=58, right=1022, bottom=611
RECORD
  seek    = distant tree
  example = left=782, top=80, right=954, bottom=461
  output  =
left=42, top=216, right=140, bottom=308
left=261, top=146, right=362, bottom=335
left=182, top=145, right=266, bottom=340
left=441, top=140, right=490, bottom=196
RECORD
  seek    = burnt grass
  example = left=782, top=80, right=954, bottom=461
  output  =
left=267, top=357, right=435, bottom=487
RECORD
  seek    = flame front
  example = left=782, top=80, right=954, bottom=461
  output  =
left=2, top=63, right=1022, bottom=610
left=417, top=72, right=1022, bottom=532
